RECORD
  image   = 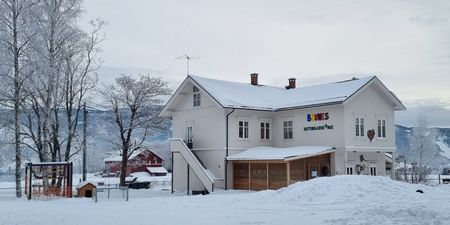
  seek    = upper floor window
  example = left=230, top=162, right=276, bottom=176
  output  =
left=193, top=86, right=200, bottom=107
left=377, top=119, right=386, bottom=138
left=260, top=122, right=270, bottom=140
left=238, top=120, right=249, bottom=139
left=283, top=121, right=293, bottom=139
left=355, top=118, right=364, bottom=137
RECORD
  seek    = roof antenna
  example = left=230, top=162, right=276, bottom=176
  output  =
left=175, top=54, right=200, bottom=75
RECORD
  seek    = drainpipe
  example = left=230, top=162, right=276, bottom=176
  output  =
left=224, top=108, right=235, bottom=190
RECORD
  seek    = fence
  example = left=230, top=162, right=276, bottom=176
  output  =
left=93, top=186, right=129, bottom=202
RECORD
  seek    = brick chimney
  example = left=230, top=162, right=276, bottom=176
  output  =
left=286, top=78, right=296, bottom=89
left=250, top=73, right=259, bottom=85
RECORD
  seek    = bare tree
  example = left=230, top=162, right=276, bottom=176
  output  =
left=100, top=74, right=171, bottom=186
left=20, top=0, right=105, bottom=165
left=0, top=0, right=37, bottom=198
left=60, top=18, right=105, bottom=162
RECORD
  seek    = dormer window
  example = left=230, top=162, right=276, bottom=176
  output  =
left=193, top=86, right=200, bottom=107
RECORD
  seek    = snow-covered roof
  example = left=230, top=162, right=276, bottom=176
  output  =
left=146, top=166, right=168, bottom=174
left=104, top=149, right=164, bottom=162
left=75, top=181, right=97, bottom=189
left=161, top=75, right=405, bottom=116
left=190, top=75, right=377, bottom=111
left=226, top=146, right=335, bottom=161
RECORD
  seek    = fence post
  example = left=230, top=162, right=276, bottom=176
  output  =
left=94, top=188, right=97, bottom=203
left=126, top=188, right=129, bottom=201
left=439, top=174, right=441, bottom=185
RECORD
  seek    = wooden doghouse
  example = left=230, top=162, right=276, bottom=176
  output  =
left=76, top=181, right=97, bottom=198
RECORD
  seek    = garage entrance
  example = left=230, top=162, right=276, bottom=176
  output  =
left=232, top=153, right=331, bottom=190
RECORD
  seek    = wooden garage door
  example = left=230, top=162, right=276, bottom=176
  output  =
left=233, top=163, right=249, bottom=190
left=250, top=163, right=267, bottom=191
left=269, top=163, right=287, bottom=190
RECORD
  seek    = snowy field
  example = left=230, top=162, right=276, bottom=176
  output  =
left=1, top=176, right=450, bottom=225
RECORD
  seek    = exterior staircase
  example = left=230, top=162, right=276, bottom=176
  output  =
left=170, top=138, right=215, bottom=193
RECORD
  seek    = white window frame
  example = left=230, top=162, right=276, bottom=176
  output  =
left=238, top=120, right=249, bottom=139
left=346, top=166, right=353, bottom=175
left=370, top=165, right=377, bottom=176
left=193, top=86, right=201, bottom=107
left=260, top=121, right=271, bottom=140
left=185, top=121, right=194, bottom=143
left=377, top=119, right=386, bottom=139
left=283, top=120, right=293, bottom=140
left=186, top=126, right=193, bottom=143
left=355, top=117, right=364, bottom=137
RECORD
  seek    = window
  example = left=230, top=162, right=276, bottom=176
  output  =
left=283, top=121, right=293, bottom=139
left=260, top=122, right=270, bottom=140
left=186, top=126, right=193, bottom=143
left=238, top=120, right=249, bottom=139
left=377, top=119, right=386, bottom=138
left=346, top=166, right=353, bottom=175
left=193, top=86, right=200, bottom=107
left=355, top=118, right=364, bottom=137
left=370, top=166, right=377, bottom=176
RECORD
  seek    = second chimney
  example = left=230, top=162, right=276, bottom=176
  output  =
left=250, top=73, right=259, bottom=85
left=287, top=78, right=296, bottom=89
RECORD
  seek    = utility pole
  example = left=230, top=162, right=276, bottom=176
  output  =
left=82, top=102, right=87, bottom=181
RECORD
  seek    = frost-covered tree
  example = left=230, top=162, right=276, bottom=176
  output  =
left=0, top=0, right=37, bottom=198
left=20, top=0, right=105, bottom=164
left=100, top=75, right=171, bottom=186
left=407, top=117, right=437, bottom=183
left=396, top=116, right=437, bottom=183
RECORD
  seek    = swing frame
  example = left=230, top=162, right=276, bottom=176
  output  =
left=25, top=162, right=73, bottom=200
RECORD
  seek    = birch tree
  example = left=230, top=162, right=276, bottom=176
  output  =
left=100, top=75, right=171, bottom=186
left=21, top=0, right=105, bottom=164
left=0, top=0, right=37, bottom=198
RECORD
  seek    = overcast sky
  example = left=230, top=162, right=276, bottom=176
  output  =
left=83, top=0, right=450, bottom=126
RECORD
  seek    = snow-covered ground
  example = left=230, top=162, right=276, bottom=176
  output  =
left=1, top=176, right=450, bottom=225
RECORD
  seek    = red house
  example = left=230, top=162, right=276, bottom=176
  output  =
left=104, top=149, right=165, bottom=176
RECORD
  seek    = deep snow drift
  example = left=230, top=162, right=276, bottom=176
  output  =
left=1, top=176, right=449, bottom=225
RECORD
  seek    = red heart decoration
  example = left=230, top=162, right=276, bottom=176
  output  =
left=367, top=129, right=375, bottom=142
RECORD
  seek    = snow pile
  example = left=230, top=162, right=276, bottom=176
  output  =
left=270, top=176, right=449, bottom=224
left=1, top=176, right=450, bottom=225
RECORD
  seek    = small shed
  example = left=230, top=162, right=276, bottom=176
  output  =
left=76, top=181, right=97, bottom=198
left=147, top=166, right=168, bottom=176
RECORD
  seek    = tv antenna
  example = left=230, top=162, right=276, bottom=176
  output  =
left=175, top=54, right=200, bottom=75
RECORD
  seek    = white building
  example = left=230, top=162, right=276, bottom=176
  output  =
left=160, top=74, right=406, bottom=194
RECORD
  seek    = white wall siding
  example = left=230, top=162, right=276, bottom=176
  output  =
left=171, top=81, right=226, bottom=150
left=227, top=109, right=275, bottom=150
left=172, top=153, right=188, bottom=193
left=194, top=150, right=226, bottom=188
left=344, top=84, right=396, bottom=150
left=272, top=105, right=345, bottom=148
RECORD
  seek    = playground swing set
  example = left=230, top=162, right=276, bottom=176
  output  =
left=24, top=162, right=73, bottom=200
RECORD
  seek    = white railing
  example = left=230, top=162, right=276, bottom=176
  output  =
left=171, top=138, right=215, bottom=193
